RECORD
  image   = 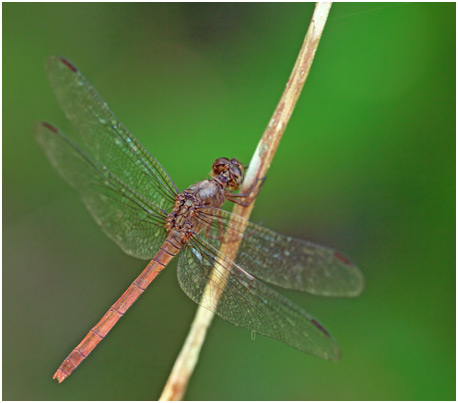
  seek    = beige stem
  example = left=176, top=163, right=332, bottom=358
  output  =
left=159, top=3, right=332, bottom=400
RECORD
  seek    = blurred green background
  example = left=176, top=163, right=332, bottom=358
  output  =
left=3, top=3, right=455, bottom=400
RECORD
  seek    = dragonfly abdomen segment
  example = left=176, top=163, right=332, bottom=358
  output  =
left=53, top=235, right=181, bottom=383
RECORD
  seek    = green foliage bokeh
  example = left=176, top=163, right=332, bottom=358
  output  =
left=3, top=3, right=455, bottom=400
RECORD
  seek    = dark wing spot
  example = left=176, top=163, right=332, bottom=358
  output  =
left=59, top=57, right=77, bottom=73
left=334, top=251, right=354, bottom=266
left=41, top=122, right=58, bottom=133
left=311, top=319, right=331, bottom=337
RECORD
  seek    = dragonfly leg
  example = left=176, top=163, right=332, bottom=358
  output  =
left=226, top=177, right=266, bottom=206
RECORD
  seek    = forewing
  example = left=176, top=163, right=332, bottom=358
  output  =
left=36, top=122, right=168, bottom=259
left=196, top=208, right=364, bottom=297
left=177, top=235, right=341, bottom=360
left=45, top=56, right=178, bottom=210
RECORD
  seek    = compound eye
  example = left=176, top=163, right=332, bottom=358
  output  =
left=212, top=157, right=230, bottom=175
left=215, top=157, right=230, bottom=165
left=229, top=163, right=244, bottom=187
left=230, top=165, right=242, bottom=178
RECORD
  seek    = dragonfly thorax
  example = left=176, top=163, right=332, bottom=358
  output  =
left=166, top=179, right=226, bottom=243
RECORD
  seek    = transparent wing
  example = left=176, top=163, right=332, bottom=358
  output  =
left=45, top=56, right=178, bottom=211
left=36, top=122, right=168, bottom=259
left=177, top=235, right=341, bottom=360
left=195, top=208, right=364, bottom=297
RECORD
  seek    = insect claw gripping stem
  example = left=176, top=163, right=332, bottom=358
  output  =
left=226, top=176, right=266, bottom=207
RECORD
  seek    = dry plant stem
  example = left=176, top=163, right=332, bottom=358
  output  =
left=159, top=3, right=332, bottom=400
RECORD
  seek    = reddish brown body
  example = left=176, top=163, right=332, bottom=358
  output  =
left=53, top=160, right=244, bottom=383
left=53, top=238, right=179, bottom=382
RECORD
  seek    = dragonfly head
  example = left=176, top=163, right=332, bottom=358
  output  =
left=211, top=157, right=245, bottom=191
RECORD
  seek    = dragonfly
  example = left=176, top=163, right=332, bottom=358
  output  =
left=36, top=56, right=364, bottom=383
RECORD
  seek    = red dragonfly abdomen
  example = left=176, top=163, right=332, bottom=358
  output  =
left=53, top=234, right=182, bottom=383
